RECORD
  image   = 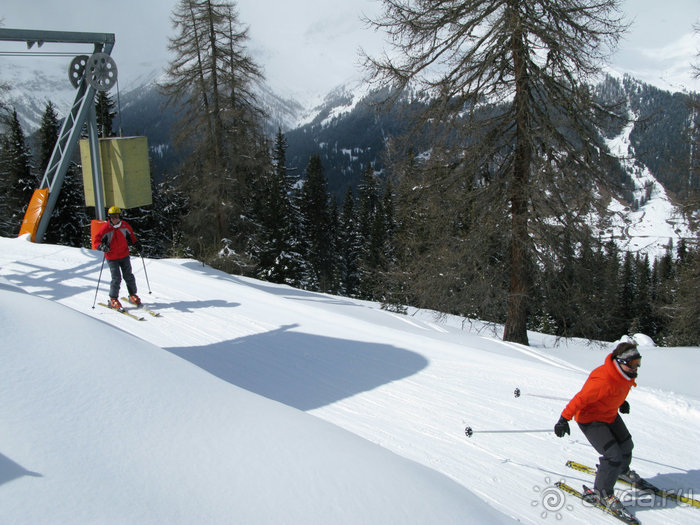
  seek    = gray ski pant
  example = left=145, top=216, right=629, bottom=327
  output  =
left=107, top=256, right=137, bottom=299
left=578, top=415, right=633, bottom=498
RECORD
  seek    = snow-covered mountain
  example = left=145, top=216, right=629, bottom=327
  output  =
left=1, top=234, right=699, bottom=524
left=1, top=58, right=307, bottom=135
left=1, top=58, right=76, bottom=132
left=290, top=75, right=698, bottom=259
left=1, top=59, right=697, bottom=260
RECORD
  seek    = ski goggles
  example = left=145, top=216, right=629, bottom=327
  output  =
left=621, top=358, right=641, bottom=369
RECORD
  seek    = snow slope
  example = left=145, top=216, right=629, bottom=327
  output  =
left=602, top=116, right=694, bottom=259
left=1, top=235, right=699, bottom=524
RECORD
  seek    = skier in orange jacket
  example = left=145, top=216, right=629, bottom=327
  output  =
left=554, top=342, right=642, bottom=513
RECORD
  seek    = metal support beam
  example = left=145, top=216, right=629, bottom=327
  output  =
left=86, top=105, right=106, bottom=220
left=0, top=28, right=114, bottom=51
left=34, top=78, right=101, bottom=241
left=0, top=28, right=116, bottom=241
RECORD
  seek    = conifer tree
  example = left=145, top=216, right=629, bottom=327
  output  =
left=128, top=176, right=188, bottom=257
left=357, top=164, right=380, bottom=243
left=385, top=147, right=427, bottom=309
left=356, top=164, right=384, bottom=299
left=666, top=246, right=700, bottom=345
left=0, top=110, right=35, bottom=236
left=337, top=186, right=362, bottom=297
left=543, top=232, right=578, bottom=335
left=328, top=196, right=342, bottom=294
left=619, top=251, right=635, bottom=331
left=600, top=240, right=623, bottom=340
left=95, top=91, right=116, bottom=138
left=632, top=254, right=654, bottom=335
left=160, top=0, right=267, bottom=271
left=382, top=178, right=396, bottom=261
left=257, top=129, right=303, bottom=284
left=365, top=0, right=627, bottom=344
left=375, top=178, right=406, bottom=311
left=38, top=101, right=60, bottom=171
left=299, top=155, right=335, bottom=291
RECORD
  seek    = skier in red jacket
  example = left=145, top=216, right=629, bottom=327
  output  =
left=95, top=206, right=141, bottom=309
left=554, top=342, right=642, bottom=513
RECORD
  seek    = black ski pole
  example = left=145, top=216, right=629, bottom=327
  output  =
left=514, top=387, right=568, bottom=401
left=139, top=252, right=151, bottom=294
left=464, top=425, right=552, bottom=438
left=92, top=253, right=106, bottom=309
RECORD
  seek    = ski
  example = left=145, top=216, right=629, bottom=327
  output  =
left=98, top=302, right=145, bottom=321
left=555, top=481, right=641, bottom=524
left=121, top=298, right=162, bottom=317
left=566, top=461, right=700, bottom=509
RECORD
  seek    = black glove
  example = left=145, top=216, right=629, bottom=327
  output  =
left=619, top=401, right=630, bottom=414
left=554, top=416, right=570, bottom=437
left=98, top=242, right=110, bottom=253
left=129, top=236, right=141, bottom=250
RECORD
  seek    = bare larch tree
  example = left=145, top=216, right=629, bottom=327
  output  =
left=364, top=0, right=627, bottom=344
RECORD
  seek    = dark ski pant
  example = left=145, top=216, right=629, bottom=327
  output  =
left=578, top=415, right=633, bottom=498
left=107, top=256, right=137, bottom=299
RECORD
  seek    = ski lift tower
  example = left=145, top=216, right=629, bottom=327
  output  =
left=0, top=28, right=117, bottom=242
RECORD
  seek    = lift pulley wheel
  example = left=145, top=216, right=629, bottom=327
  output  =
left=85, top=52, right=118, bottom=91
left=68, top=55, right=89, bottom=89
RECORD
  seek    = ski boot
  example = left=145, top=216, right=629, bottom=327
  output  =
left=583, top=487, right=628, bottom=515
left=619, top=469, right=643, bottom=486
left=603, top=494, right=626, bottom=513
left=109, top=297, right=123, bottom=309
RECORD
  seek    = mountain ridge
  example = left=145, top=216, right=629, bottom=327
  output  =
left=2, top=64, right=697, bottom=259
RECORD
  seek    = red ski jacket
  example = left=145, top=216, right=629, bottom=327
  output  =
left=561, top=353, right=636, bottom=424
left=95, top=220, right=136, bottom=260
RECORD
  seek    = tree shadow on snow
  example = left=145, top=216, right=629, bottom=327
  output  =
left=165, top=324, right=429, bottom=411
left=0, top=453, right=42, bottom=486
left=2, top=259, right=105, bottom=301
left=144, top=298, right=240, bottom=313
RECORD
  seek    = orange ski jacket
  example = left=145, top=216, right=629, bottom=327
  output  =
left=561, top=353, right=636, bottom=424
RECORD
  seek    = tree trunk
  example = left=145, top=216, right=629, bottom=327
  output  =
left=503, top=181, right=529, bottom=344
left=503, top=1, right=530, bottom=345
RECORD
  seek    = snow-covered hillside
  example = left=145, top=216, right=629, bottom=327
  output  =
left=1, top=58, right=76, bottom=131
left=1, top=235, right=699, bottom=525
left=601, top=116, right=694, bottom=259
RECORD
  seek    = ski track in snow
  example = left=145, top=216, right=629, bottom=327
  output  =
left=1, top=236, right=699, bottom=525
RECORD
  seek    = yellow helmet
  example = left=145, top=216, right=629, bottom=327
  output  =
left=107, top=206, right=122, bottom=215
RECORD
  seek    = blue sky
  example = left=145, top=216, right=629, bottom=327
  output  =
left=1, top=0, right=698, bottom=102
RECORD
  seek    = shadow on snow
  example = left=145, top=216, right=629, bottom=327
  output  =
left=0, top=453, right=42, bottom=486
left=166, top=323, right=429, bottom=411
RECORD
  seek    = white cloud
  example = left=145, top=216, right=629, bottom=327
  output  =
left=1, top=0, right=697, bottom=101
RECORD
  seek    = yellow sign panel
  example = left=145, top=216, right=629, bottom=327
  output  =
left=81, top=136, right=152, bottom=209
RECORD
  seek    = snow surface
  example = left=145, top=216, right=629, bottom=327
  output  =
left=1, top=235, right=699, bottom=525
